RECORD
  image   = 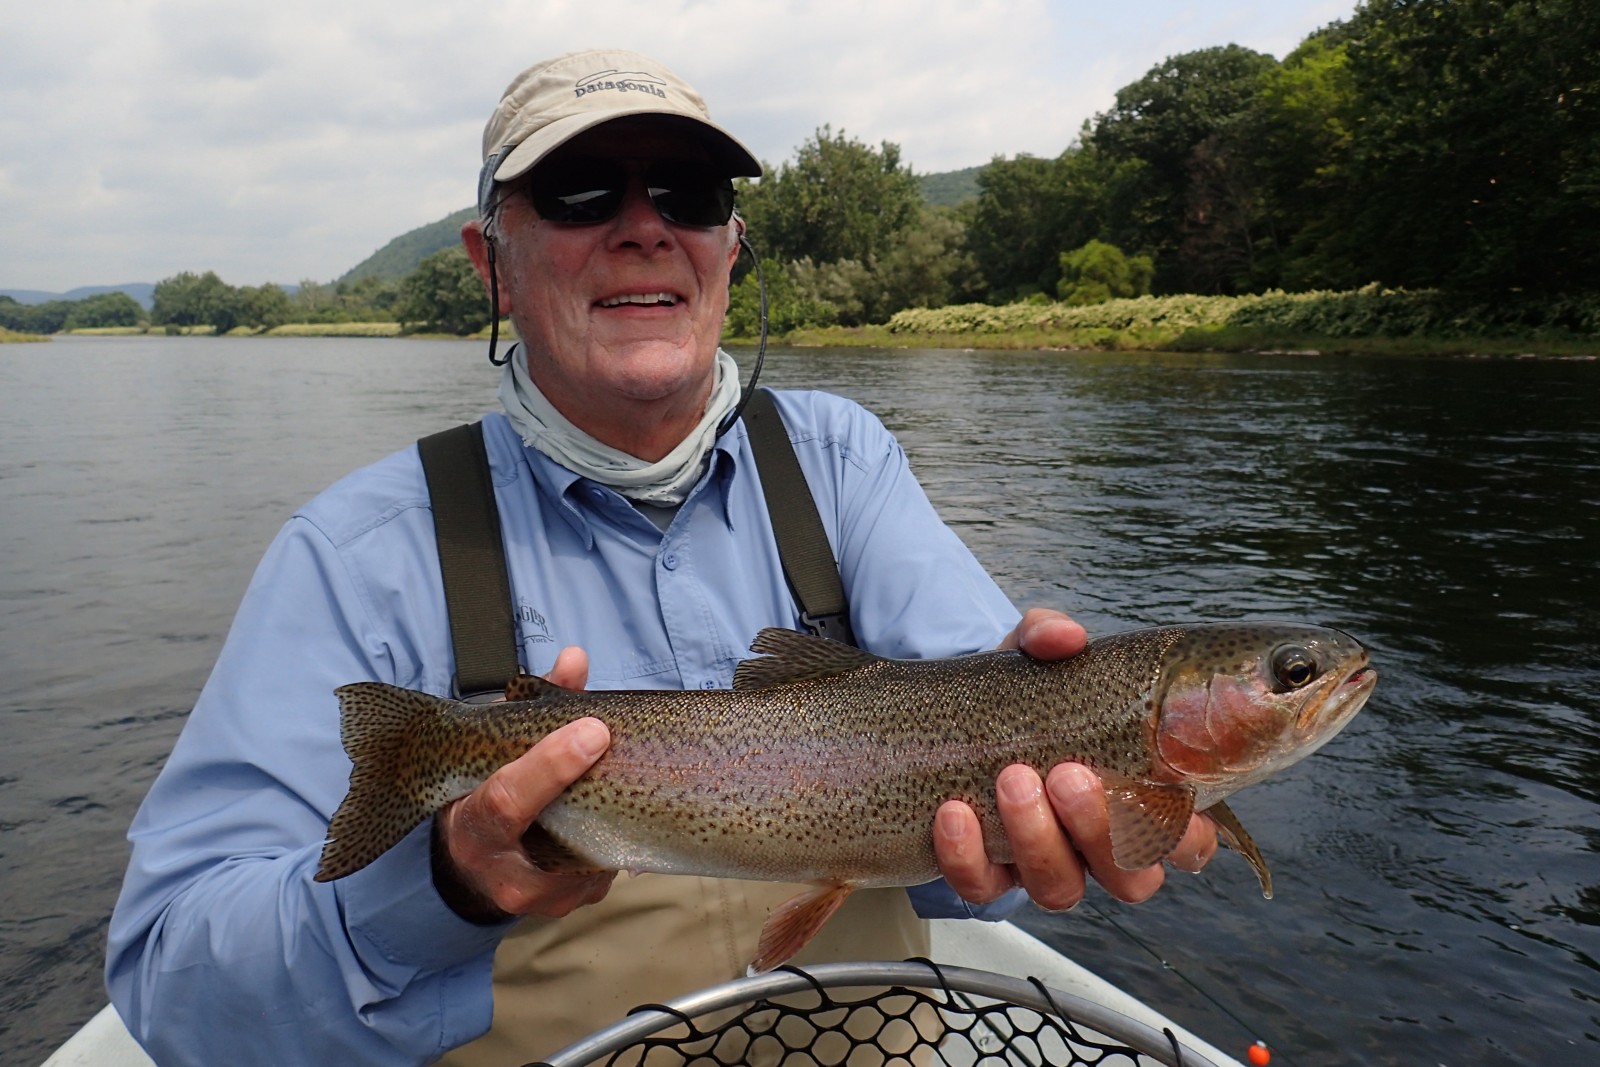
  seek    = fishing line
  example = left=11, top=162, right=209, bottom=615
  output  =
left=1076, top=897, right=1294, bottom=1067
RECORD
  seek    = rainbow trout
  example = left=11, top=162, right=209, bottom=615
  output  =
left=317, top=623, right=1375, bottom=971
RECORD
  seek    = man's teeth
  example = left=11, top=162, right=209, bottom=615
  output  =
left=600, top=293, right=677, bottom=307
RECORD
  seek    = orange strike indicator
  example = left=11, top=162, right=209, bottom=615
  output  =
left=1246, top=1041, right=1271, bottom=1066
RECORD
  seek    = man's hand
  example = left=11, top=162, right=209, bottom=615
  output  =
left=932, top=609, right=1219, bottom=911
left=431, top=647, right=617, bottom=922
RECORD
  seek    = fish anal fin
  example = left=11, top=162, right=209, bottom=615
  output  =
left=1103, top=778, right=1195, bottom=872
left=521, top=823, right=608, bottom=875
left=750, top=883, right=855, bottom=974
left=1203, top=799, right=1274, bottom=899
left=733, top=628, right=882, bottom=690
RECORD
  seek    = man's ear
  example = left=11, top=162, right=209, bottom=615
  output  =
left=461, top=220, right=511, bottom=315
left=726, top=220, right=744, bottom=272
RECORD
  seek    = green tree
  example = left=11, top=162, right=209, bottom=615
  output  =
left=737, top=126, right=922, bottom=267
left=873, top=205, right=985, bottom=315
left=151, top=271, right=243, bottom=333
left=1056, top=240, right=1154, bottom=304
left=1245, top=25, right=1361, bottom=290
left=725, top=258, right=837, bottom=337
left=0, top=297, right=70, bottom=333
left=239, top=284, right=292, bottom=330
left=966, top=153, right=1070, bottom=302
left=397, top=247, right=490, bottom=335
left=1334, top=0, right=1600, bottom=293
left=64, top=291, right=144, bottom=329
left=1090, top=45, right=1280, bottom=293
left=967, top=145, right=1143, bottom=302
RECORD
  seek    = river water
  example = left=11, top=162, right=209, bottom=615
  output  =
left=2, top=336, right=1596, bottom=1065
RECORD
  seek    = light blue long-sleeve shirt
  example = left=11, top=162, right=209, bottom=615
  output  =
left=106, top=391, right=1024, bottom=1065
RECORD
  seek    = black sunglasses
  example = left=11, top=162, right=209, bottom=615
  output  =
left=522, top=157, right=736, bottom=228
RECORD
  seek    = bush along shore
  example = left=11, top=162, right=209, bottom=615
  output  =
left=770, top=287, right=1600, bottom=357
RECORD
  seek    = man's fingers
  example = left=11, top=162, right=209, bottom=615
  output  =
left=543, top=646, right=590, bottom=690
left=1044, top=763, right=1166, bottom=904
left=1166, top=812, right=1219, bottom=874
left=932, top=800, right=1014, bottom=905
left=999, top=608, right=1088, bottom=660
left=995, top=765, right=1085, bottom=912
left=489, top=716, right=609, bottom=829
left=436, top=716, right=612, bottom=915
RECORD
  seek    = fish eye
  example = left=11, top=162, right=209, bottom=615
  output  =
left=1271, top=645, right=1320, bottom=691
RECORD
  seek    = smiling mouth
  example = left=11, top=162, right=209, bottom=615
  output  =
left=598, top=292, right=679, bottom=308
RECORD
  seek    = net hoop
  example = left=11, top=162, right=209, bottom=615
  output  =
left=525, top=958, right=1232, bottom=1067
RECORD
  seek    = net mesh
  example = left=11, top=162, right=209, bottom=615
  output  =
left=526, top=959, right=1194, bottom=1067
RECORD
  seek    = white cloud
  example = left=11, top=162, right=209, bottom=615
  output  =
left=0, top=0, right=1355, bottom=292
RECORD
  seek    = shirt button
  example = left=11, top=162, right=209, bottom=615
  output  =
left=701, top=679, right=718, bottom=689
left=662, top=553, right=679, bottom=570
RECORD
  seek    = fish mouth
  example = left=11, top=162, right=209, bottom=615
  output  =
left=1302, top=660, right=1377, bottom=732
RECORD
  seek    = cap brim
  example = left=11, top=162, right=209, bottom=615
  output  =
left=493, top=110, right=761, bottom=185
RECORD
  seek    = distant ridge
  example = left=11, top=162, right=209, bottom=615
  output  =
left=918, top=166, right=982, bottom=207
left=1, top=283, right=156, bottom=309
left=338, top=207, right=477, bottom=284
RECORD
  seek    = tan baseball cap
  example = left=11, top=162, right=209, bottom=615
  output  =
left=480, top=49, right=762, bottom=205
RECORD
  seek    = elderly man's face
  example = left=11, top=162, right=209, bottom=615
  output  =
left=472, top=119, right=741, bottom=457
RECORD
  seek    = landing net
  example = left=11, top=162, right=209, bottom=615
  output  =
left=525, top=958, right=1230, bottom=1067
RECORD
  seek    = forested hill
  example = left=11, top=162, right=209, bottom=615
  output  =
left=336, top=168, right=982, bottom=284
left=338, top=206, right=477, bottom=284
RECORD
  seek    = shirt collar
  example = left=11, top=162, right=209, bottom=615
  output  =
left=510, top=418, right=748, bottom=547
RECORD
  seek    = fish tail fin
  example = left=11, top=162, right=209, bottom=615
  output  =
left=315, top=682, right=457, bottom=882
left=749, top=883, right=855, bottom=975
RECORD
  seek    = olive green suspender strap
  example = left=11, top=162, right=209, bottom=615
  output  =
left=739, top=388, right=857, bottom=647
left=416, top=421, right=522, bottom=698
left=416, top=389, right=856, bottom=698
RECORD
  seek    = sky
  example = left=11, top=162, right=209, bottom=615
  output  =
left=0, top=0, right=1353, bottom=293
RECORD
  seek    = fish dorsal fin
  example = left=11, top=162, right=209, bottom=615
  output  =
left=1203, top=799, right=1274, bottom=899
left=733, top=627, right=883, bottom=690
left=1103, top=777, right=1196, bottom=871
left=503, top=673, right=559, bottom=702
left=750, top=882, right=855, bottom=974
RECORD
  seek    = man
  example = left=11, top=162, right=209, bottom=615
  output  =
left=107, top=49, right=1214, bottom=1066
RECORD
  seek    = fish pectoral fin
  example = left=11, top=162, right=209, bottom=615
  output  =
left=1103, top=778, right=1195, bottom=872
left=1203, top=799, right=1274, bottom=900
left=750, top=883, right=855, bottom=975
left=521, top=823, right=607, bottom=874
left=734, top=629, right=883, bottom=689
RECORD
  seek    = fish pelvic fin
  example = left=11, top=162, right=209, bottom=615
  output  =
left=1103, top=777, right=1195, bottom=872
left=1203, top=799, right=1274, bottom=899
left=734, top=628, right=883, bottom=689
left=315, top=682, right=457, bottom=883
left=749, top=883, right=855, bottom=975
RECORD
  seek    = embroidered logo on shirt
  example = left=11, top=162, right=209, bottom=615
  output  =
left=517, top=600, right=554, bottom=644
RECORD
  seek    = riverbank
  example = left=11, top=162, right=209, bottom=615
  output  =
left=0, top=325, right=47, bottom=342
left=38, top=286, right=1600, bottom=358
left=770, top=288, right=1600, bottom=358
left=770, top=322, right=1600, bottom=358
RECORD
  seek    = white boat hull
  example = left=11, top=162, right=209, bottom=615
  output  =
left=44, top=920, right=1243, bottom=1066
